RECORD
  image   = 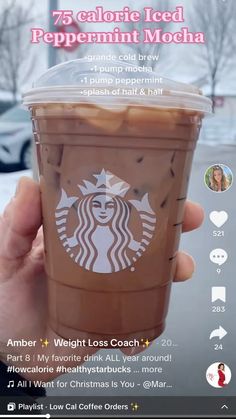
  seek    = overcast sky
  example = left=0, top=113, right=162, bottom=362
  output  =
left=2, top=0, right=236, bottom=97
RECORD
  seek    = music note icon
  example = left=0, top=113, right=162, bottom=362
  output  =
left=7, top=380, right=14, bottom=388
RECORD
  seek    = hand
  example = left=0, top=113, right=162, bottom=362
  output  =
left=0, top=177, right=204, bottom=381
left=174, top=196, right=204, bottom=282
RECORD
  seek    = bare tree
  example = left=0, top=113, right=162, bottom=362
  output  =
left=0, top=2, right=36, bottom=103
left=0, top=0, right=35, bottom=44
left=191, top=0, right=236, bottom=109
left=0, top=0, right=16, bottom=46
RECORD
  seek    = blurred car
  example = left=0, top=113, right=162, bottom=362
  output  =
left=0, top=105, right=32, bottom=170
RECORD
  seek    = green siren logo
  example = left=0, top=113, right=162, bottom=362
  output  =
left=55, top=169, right=156, bottom=273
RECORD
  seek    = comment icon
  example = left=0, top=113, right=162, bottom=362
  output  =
left=210, top=249, right=228, bottom=266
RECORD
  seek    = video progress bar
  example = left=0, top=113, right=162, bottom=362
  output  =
left=0, top=415, right=50, bottom=418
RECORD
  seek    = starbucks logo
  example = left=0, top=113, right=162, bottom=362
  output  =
left=55, top=169, right=156, bottom=273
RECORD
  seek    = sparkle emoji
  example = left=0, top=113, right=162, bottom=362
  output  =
left=141, top=338, right=150, bottom=348
left=131, top=403, right=139, bottom=412
left=40, top=338, right=49, bottom=348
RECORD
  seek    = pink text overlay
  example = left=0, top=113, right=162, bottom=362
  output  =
left=31, top=6, right=205, bottom=46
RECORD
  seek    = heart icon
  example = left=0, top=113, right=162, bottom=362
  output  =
left=210, top=211, right=228, bottom=228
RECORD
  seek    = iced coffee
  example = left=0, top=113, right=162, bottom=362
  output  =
left=23, top=60, right=211, bottom=344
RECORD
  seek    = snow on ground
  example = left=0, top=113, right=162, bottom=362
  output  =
left=0, top=170, right=32, bottom=214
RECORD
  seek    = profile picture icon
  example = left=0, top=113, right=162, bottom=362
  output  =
left=206, top=362, right=231, bottom=388
left=204, top=164, right=233, bottom=193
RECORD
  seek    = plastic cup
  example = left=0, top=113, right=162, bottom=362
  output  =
left=23, top=59, right=211, bottom=345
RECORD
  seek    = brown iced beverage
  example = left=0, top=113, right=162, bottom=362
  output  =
left=23, top=60, right=211, bottom=344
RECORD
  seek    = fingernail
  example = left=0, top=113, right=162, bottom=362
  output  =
left=192, top=256, right=196, bottom=273
left=15, top=179, right=22, bottom=197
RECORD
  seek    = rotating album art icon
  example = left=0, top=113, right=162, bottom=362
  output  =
left=55, top=169, right=157, bottom=273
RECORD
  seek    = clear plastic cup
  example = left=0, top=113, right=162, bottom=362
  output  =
left=23, top=59, right=212, bottom=344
